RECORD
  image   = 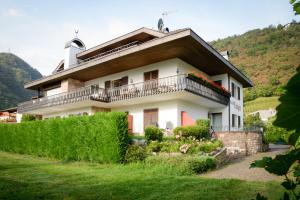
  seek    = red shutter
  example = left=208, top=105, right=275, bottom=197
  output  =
left=181, top=111, right=195, bottom=126
left=128, top=115, right=133, bottom=134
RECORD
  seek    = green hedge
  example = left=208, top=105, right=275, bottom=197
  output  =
left=0, top=112, right=129, bottom=163
left=146, top=155, right=216, bottom=175
left=173, top=125, right=209, bottom=139
left=144, top=126, right=163, bottom=143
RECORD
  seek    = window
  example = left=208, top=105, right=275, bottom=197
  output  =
left=231, top=82, right=235, bottom=97
left=237, top=86, right=241, bottom=100
left=238, top=116, right=241, bottom=128
left=105, top=76, right=128, bottom=89
left=214, top=80, right=222, bottom=87
left=105, top=80, right=111, bottom=89
left=112, top=79, right=122, bottom=88
left=232, top=114, right=236, bottom=127
left=144, top=70, right=158, bottom=81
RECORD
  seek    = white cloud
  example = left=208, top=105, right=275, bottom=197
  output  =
left=4, top=8, right=23, bottom=17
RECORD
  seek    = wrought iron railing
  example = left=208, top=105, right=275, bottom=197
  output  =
left=18, top=85, right=108, bottom=113
left=18, top=74, right=230, bottom=113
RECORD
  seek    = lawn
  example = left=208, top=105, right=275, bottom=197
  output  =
left=244, top=96, right=280, bottom=115
left=0, top=151, right=284, bottom=200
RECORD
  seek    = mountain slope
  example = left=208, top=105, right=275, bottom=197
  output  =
left=210, top=22, right=300, bottom=101
left=0, top=53, right=42, bottom=109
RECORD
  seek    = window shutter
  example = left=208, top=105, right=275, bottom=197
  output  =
left=121, top=76, right=128, bottom=86
left=152, top=70, right=159, bottom=80
left=105, top=80, right=111, bottom=89
left=144, top=72, right=151, bottom=81
left=237, top=87, right=240, bottom=100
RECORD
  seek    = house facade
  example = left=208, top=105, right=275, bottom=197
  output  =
left=18, top=27, right=252, bottom=134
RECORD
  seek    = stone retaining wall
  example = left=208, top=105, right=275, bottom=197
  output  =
left=215, top=131, right=268, bottom=156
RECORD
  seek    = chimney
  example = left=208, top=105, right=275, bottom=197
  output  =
left=64, top=38, right=86, bottom=69
left=220, top=50, right=229, bottom=60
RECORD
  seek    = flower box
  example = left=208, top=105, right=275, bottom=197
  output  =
left=187, top=72, right=231, bottom=97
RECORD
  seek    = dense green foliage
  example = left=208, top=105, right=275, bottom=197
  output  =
left=211, top=22, right=300, bottom=101
left=124, top=144, right=146, bottom=163
left=144, top=126, right=163, bottom=143
left=0, top=152, right=284, bottom=200
left=290, top=0, right=300, bottom=15
left=145, top=155, right=217, bottom=175
left=264, top=117, right=295, bottom=144
left=146, top=138, right=223, bottom=154
left=244, top=113, right=265, bottom=129
left=0, top=112, right=129, bottom=163
left=21, top=114, right=38, bottom=122
left=173, top=123, right=210, bottom=139
left=251, top=65, right=300, bottom=200
left=274, top=66, right=300, bottom=133
left=0, top=53, right=42, bottom=109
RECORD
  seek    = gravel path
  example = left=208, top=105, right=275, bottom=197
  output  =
left=201, top=144, right=289, bottom=182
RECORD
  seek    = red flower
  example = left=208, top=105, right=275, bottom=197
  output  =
left=189, top=71, right=230, bottom=94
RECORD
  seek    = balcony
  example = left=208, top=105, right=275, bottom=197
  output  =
left=18, top=74, right=230, bottom=113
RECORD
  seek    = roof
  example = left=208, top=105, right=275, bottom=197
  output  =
left=0, top=107, right=17, bottom=113
left=77, top=27, right=165, bottom=60
left=25, top=27, right=252, bottom=89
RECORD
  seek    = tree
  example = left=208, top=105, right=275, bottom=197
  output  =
left=251, top=66, right=300, bottom=200
left=290, top=0, right=300, bottom=15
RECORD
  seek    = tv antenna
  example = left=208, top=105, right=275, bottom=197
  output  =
left=75, top=29, right=79, bottom=38
left=162, top=10, right=177, bottom=19
left=158, top=10, right=177, bottom=32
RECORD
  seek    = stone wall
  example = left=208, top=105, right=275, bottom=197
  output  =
left=215, top=131, right=268, bottom=156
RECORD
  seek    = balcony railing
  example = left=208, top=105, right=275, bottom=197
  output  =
left=18, top=86, right=108, bottom=113
left=18, top=74, right=230, bottom=113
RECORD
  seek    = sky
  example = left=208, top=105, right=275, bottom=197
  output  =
left=0, top=0, right=299, bottom=75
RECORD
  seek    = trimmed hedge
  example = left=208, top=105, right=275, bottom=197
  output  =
left=125, top=144, right=146, bottom=163
left=144, top=126, right=163, bottom=143
left=146, top=155, right=216, bottom=175
left=173, top=125, right=209, bottom=139
left=0, top=112, right=129, bottom=163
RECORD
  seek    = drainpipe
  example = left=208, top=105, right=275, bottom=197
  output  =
left=228, top=75, right=231, bottom=132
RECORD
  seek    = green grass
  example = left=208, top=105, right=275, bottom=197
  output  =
left=0, top=151, right=284, bottom=200
left=244, top=96, right=280, bottom=115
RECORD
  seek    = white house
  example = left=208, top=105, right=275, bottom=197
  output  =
left=18, top=27, right=252, bottom=134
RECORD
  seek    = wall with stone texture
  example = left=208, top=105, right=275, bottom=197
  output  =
left=215, top=131, right=268, bottom=156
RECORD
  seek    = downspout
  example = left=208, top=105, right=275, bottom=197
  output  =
left=228, top=74, right=231, bottom=132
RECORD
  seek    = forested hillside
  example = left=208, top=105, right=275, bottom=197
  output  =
left=211, top=21, right=300, bottom=101
left=0, top=53, right=42, bottom=109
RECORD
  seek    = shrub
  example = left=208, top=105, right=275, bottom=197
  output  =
left=160, top=141, right=180, bottom=153
left=145, top=155, right=216, bottom=175
left=184, top=156, right=217, bottom=174
left=173, top=125, right=209, bottom=139
left=144, top=126, right=163, bottom=143
left=0, top=112, right=129, bottom=163
left=146, top=141, right=161, bottom=153
left=125, top=145, right=146, bottom=163
left=21, top=114, right=37, bottom=122
left=244, top=113, right=265, bottom=129
left=196, top=119, right=210, bottom=129
left=196, top=140, right=223, bottom=153
left=264, top=119, right=294, bottom=144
